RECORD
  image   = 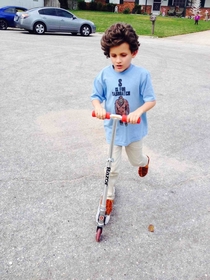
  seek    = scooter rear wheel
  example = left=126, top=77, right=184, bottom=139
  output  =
left=96, top=227, right=102, bottom=242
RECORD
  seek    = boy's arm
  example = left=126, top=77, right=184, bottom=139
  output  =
left=127, top=100, right=156, bottom=124
left=92, top=99, right=106, bottom=119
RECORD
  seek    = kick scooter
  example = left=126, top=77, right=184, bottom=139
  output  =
left=92, top=111, right=140, bottom=242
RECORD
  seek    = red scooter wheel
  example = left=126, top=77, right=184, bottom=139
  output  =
left=96, top=227, right=102, bottom=242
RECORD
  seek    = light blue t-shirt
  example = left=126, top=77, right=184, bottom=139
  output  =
left=91, top=64, right=156, bottom=146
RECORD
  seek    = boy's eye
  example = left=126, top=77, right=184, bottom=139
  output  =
left=110, top=54, right=127, bottom=58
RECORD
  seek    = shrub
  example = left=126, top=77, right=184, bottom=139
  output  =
left=78, top=0, right=86, bottom=10
left=101, top=4, right=108, bottom=11
left=97, top=2, right=103, bottom=11
left=132, top=4, right=141, bottom=14
left=123, top=7, right=130, bottom=14
left=106, top=3, right=115, bottom=12
left=89, top=1, right=97, bottom=11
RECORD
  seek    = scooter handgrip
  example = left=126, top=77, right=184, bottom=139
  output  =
left=121, top=115, right=141, bottom=124
left=92, top=111, right=96, bottom=117
left=92, top=111, right=110, bottom=119
left=121, top=115, right=127, bottom=123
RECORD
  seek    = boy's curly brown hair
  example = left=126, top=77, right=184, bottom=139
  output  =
left=101, top=22, right=140, bottom=58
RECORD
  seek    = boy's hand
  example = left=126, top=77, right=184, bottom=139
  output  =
left=94, top=107, right=106, bottom=119
left=127, top=111, right=142, bottom=124
left=92, top=99, right=106, bottom=119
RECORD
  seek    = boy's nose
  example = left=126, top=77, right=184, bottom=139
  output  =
left=116, top=56, right=121, bottom=63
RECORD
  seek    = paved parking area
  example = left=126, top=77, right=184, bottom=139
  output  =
left=0, top=29, right=210, bottom=279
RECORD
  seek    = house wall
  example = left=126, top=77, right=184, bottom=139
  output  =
left=185, top=7, right=210, bottom=18
left=117, top=2, right=135, bottom=12
left=106, top=0, right=210, bottom=12
left=0, top=0, right=44, bottom=9
left=160, top=5, right=210, bottom=19
left=107, top=0, right=209, bottom=16
left=205, top=0, right=210, bottom=7
left=44, top=0, right=59, bottom=7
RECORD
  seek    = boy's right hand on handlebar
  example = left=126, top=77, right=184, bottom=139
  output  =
left=94, top=107, right=107, bottom=120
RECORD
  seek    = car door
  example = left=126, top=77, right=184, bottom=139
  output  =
left=38, top=8, right=60, bottom=31
left=3, top=7, right=16, bottom=27
left=55, top=9, right=78, bottom=33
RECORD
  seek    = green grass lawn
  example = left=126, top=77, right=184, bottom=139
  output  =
left=71, top=10, right=210, bottom=37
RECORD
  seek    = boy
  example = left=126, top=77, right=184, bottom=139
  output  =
left=91, top=23, right=156, bottom=222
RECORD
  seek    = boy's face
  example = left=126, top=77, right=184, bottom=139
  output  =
left=109, top=42, right=138, bottom=72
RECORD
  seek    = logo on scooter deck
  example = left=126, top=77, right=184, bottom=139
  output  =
left=105, top=167, right=111, bottom=186
left=99, top=215, right=104, bottom=221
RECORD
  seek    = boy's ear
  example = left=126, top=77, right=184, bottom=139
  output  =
left=132, top=50, right=138, bottom=57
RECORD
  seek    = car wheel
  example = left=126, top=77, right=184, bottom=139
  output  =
left=80, top=25, right=91, bottom=36
left=0, top=19, right=7, bottom=30
left=33, top=22, right=46, bottom=35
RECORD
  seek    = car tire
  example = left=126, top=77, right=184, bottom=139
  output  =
left=33, top=22, right=46, bottom=35
left=0, top=19, right=8, bottom=30
left=80, top=24, right=91, bottom=36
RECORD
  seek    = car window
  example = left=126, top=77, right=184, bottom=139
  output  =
left=16, top=8, right=26, bottom=12
left=55, top=9, right=73, bottom=18
left=5, top=7, right=16, bottom=13
left=39, top=8, right=57, bottom=16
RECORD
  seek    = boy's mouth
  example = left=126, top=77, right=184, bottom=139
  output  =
left=115, top=65, right=123, bottom=70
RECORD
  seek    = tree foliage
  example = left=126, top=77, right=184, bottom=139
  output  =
left=58, top=0, right=69, bottom=9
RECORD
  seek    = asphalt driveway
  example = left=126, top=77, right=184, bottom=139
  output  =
left=0, top=29, right=210, bottom=280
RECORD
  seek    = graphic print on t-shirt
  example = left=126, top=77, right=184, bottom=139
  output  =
left=113, top=79, right=130, bottom=125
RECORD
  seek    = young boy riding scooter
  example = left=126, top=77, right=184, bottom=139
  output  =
left=91, top=22, right=156, bottom=222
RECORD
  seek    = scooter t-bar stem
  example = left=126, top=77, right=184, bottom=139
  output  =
left=92, top=111, right=141, bottom=124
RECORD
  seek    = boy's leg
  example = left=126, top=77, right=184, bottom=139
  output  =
left=106, top=144, right=122, bottom=200
left=125, top=140, right=149, bottom=177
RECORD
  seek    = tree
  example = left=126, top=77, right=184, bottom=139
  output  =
left=58, top=0, right=69, bottom=9
left=191, top=0, right=201, bottom=15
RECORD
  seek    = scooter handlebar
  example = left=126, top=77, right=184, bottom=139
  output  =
left=92, top=111, right=110, bottom=119
left=92, top=111, right=141, bottom=124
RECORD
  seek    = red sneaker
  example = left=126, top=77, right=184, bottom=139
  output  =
left=105, top=199, right=114, bottom=215
left=138, top=156, right=150, bottom=177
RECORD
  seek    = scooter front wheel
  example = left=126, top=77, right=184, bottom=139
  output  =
left=96, top=227, right=102, bottom=242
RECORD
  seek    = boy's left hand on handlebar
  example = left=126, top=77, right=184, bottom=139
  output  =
left=127, top=112, right=142, bottom=124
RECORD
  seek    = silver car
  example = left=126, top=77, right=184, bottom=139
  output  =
left=14, top=7, right=96, bottom=36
